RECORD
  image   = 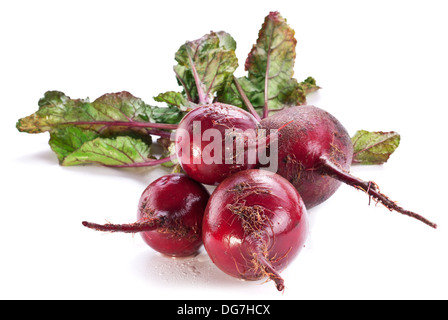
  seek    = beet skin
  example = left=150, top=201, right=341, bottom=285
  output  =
left=261, top=105, right=353, bottom=208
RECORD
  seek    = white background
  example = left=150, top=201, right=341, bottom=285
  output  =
left=1, top=0, right=447, bottom=300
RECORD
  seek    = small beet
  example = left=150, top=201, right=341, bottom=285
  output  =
left=260, top=105, right=437, bottom=228
left=202, top=169, right=308, bottom=291
left=82, top=173, right=210, bottom=257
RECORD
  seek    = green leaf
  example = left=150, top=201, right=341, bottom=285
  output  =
left=217, top=12, right=319, bottom=115
left=62, top=136, right=151, bottom=167
left=17, top=91, right=186, bottom=167
left=298, top=76, right=321, bottom=95
left=152, top=91, right=196, bottom=125
left=16, top=91, right=154, bottom=133
left=174, top=31, right=238, bottom=104
left=153, top=91, right=198, bottom=111
left=217, top=76, right=260, bottom=110
left=352, top=130, right=401, bottom=165
left=48, top=125, right=155, bottom=164
left=278, top=77, right=321, bottom=106
left=245, top=11, right=297, bottom=111
left=154, top=91, right=190, bottom=109
left=150, top=105, right=186, bottom=124
left=49, top=127, right=100, bottom=163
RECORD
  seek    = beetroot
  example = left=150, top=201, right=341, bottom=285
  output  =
left=82, top=173, right=210, bottom=257
left=202, top=169, right=308, bottom=291
left=260, top=105, right=437, bottom=228
left=260, top=105, right=352, bottom=208
left=175, top=102, right=260, bottom=185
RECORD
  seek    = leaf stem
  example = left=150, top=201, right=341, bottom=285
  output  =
left=187, top=49, right=209, bottom=105
left=233, top=76, right=261, bottom=121
left=104, top=155, right=173, bottom=168
left=263, top=57, right=270, bottom=119
left=62, top=121, right=178, bottom=130
left=262, top=28, right=274, bottom=120
left=175, top=68, right=193, bottom=102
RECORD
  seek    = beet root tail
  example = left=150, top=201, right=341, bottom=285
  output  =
left=256, top=253, right=285, bottom=292
left=319, top=156, right=437, bottom=229
left=82, top=219, right=160, bottom=233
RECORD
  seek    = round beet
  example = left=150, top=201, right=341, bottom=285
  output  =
left=82, top=173, right=210, bottom=257
left=261, top=105, right=436, bottom=228
left=261, top=105, right=353, bottom=209
left=175, top=103, right=260, bottom=185
left=202, top=169, right=308, bottom=291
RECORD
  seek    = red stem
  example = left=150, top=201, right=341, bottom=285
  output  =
left=175, top=69, right=193, bottom=102
left=233, top=76, right=261, bottom=122
left=187, top=50, right=209, bottom=105
left=104, top=156, right=173, bottom=168
left=262, top=28, right=274, bottom=120
left=318, top=156, right=437, bottom=229
left=63, top=120, right=178, bottom=130
left=82, top=219, right=160, bottom=233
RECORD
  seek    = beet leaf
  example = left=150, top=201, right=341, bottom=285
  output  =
left=173, top=31, right=239, bottom=104
left=217, top=12, right=319, bottom=117
left=62, top=136, right=154, bottom=167
left=351, top=130, right=401, bottom=165
left=17, top=12, right=397, bottom=170
left=17, top=91, right=178, bottom=167
left=16, top=91, right=178, bottom=134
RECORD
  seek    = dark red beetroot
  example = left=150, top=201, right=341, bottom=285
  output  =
left=82, top=174, right=210, bottom=257
left=202, top=169, right=308, bottom=291
left=261, top=105, right=353, bottom=209
left=261, top=105, right=437, bottom=228
left=175, top=103, right=260, bottom=185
